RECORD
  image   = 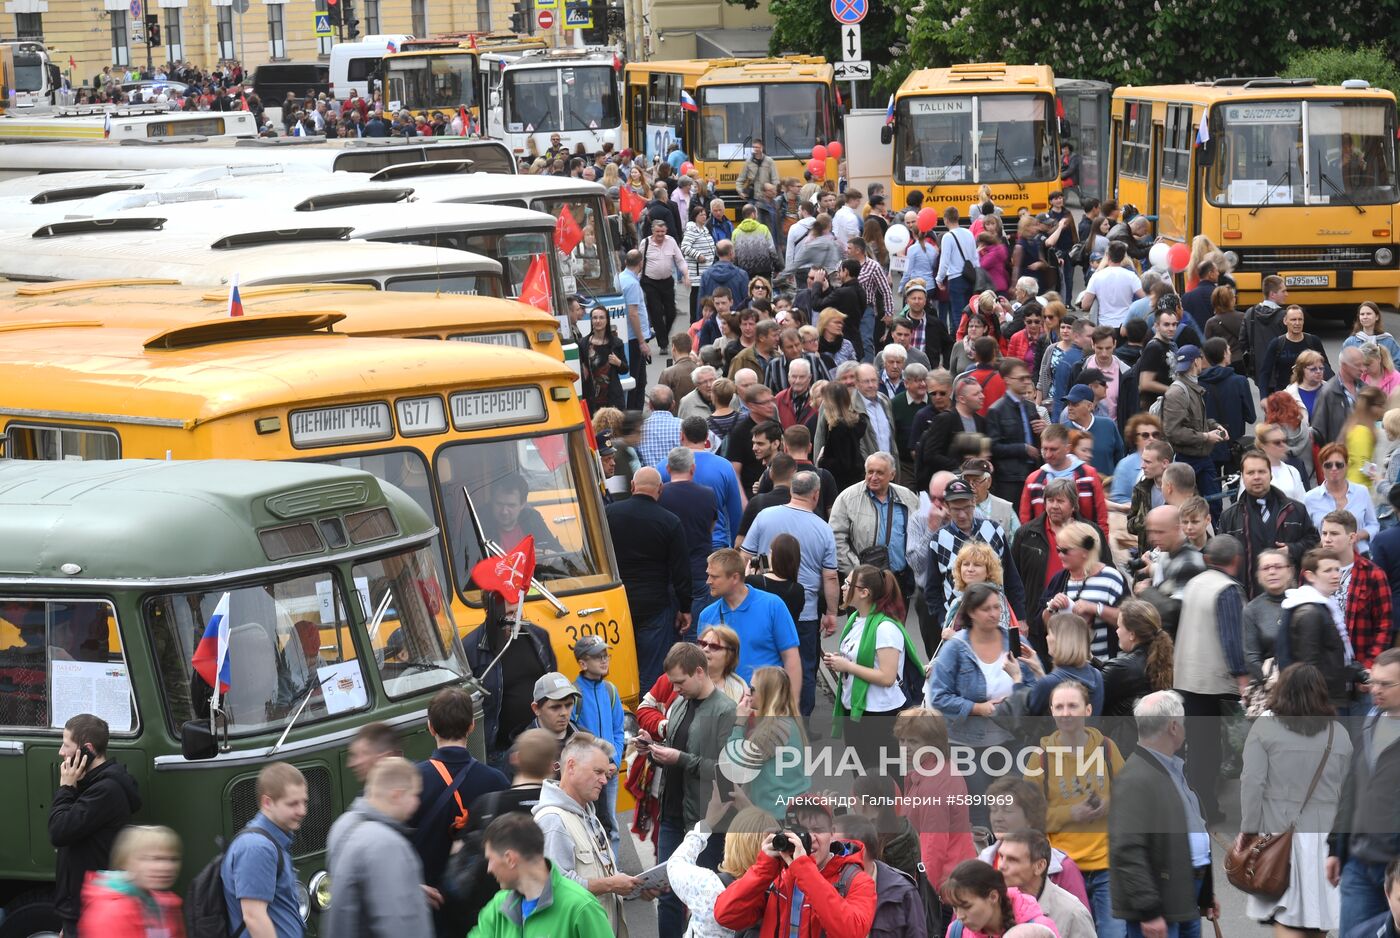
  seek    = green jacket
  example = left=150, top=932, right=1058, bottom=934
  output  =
left=662, top=687, right=739, bottom=827
left=469, top=861, right=613, bottom=938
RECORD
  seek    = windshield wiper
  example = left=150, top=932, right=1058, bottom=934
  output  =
left=721, top=133, right=753, bottom=167
left=461, top=484, right=569, bottom=617
left=770, top=127, right=795, bottom=160
left=1249, top=165, right=1293, bottom=216
left=568, top=104, right=591, bottom=132
left=1314, top=150, right=1366, bottom=215
left=995, top=146, right=1025, bottom=191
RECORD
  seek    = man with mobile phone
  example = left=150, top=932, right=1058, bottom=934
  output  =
left=50, top=713, right=141, bottom=938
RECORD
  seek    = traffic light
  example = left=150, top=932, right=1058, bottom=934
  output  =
left=145, top=13, right=161, bottom=45
left=343, top=0, right=360, bottom=38
left=327, top=1, right=342, bottom=26
left=509, top=0, right=528, bottom=33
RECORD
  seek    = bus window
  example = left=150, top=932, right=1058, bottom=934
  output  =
left=897, top=96, right=974, bottom=183
left=978, top=95, right=1055, bottom=182
left=700, top=86, right=762, bottom=161
left=536, top=197, right=609, bottom=295
left=5, top=424, right=120, bottom=460
left=563, top=67, right=620, bottom=131
left=391, top=56, right=476, bottom=111
left=463, top=231, right=555, bottom=295
left=385, top=273, right=501, bottom=296
left=1307, top=102, right=1398, bottom=204
left=0, top=598, right=134, bottom=731
left=353, top=546, right=467, bottom=699
left=1119, top=101, right=1154, bottom=179
left=766, top=84, right=826, bottom=159
left=1207, top=103, right=1302, bottom=205
left=317, top=450, right=446, bottom=577
left=506, top=69, right=562, bottom=132
left=146, top=572, right=369, bottom=734
left=437, top=428, right=607, bottom=601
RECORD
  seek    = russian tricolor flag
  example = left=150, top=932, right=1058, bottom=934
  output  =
left=103, top=113, right=112, bottom=139
left=1195, top=109, right=1210, bottom=147
left=228, top=275, right=243, bottom=318
left=386, top=39, right=397, bottom=54
left=884, top=95, right=895, bottom=125
left=680, top=90, right=697, bottom=113
left=192, top=592, right=233, bottom=699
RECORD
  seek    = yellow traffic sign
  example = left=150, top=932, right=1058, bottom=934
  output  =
left=313, top=12, right=332, bottom=36
left=563, top=1, right=592, bottom=28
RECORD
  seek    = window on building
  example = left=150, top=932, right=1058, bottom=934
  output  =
left=410, top=0, right=426, bottom=36
left=363, top=0, right=379, bottom=34
left=15, top=12, right=43, bottom=39
left=267, top=3, right=285, bottom=59
left=475, top=0, right=490, bottom=31
left=110, top=11, right=131, bottom=67
left=216, top=6, right=234, bottom=60
left=163, top=8, right=183, bottom=63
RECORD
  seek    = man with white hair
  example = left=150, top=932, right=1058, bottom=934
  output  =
left=1109, top=691, right=1217, bottom=938
left=855, top=362, right=897, bottom=458
left=830, top=452, right=921, bottom=598
left=774, top=357, right=817, bottom=429
left=677, top=365, right=717, bottom=421
left=878, top=344, right=908, bottom=400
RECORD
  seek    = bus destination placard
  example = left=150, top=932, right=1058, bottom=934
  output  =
left=290, top=402, right=395, bottom=448
left=449, top=386, right=546, bottom=430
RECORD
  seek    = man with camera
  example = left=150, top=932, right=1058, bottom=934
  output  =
left=715, top=800, right=876, bottom=938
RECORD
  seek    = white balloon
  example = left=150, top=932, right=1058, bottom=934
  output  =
left=1148, top=242, right=1172, bottom=271
left=885, top=224, right=912, bottom=254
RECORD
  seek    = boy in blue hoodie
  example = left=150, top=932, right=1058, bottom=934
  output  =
left=571, top=635, right=626, bottom=856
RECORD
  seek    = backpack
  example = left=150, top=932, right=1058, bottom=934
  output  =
left=185, top=827, right=284, bottom=938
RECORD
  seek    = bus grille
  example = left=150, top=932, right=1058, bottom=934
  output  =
left=1235, top=247, right=1375, bottom=269
left=230, top=763, right=335, bottom=857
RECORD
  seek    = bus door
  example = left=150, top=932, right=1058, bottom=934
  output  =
left=643, top=72, right=685, bottom=163
left=1156, top=103, right=1195, bottom=242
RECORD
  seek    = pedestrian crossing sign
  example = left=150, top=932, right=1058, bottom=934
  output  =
left=563, top=1, right=592, bottom=28
left=313, top=12, right=332, bottom=36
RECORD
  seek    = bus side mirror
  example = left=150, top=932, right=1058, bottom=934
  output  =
left=1197, top=138, right=1216, bottom=167
left=880, top=125, right=892, bottom=146
left=181, top=720, right=218, bottom=760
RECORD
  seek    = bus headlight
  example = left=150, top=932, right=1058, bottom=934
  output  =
left=1377, top=248, right=1394, bottom=266
left=1223, top=250, right=1240, bottom=269
left=309, top=871, right=332, bottom=912
left=296, top=879, right=312, bottom=922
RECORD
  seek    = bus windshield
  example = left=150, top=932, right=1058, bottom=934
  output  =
left=536, top=196, right=614, bottom=295
left=505, top=66, right=620, bottom=132
left=1208, top=100, right=1398, bottom=206
left=896, top=93, right=1056, bottom=185
left=437, top=427, right=610, bottom=600
left=388, top=54, right=477, bottom=111
left=351, top=546, right=468, bottom=699
left=385, top=272, right=504, bottom=296
left=14, top=52, right=43, bottom=92
left=698, top=83, right=828, bottom=160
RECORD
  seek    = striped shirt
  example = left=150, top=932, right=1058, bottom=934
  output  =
left=1059, top=566, right=1127, bottom=658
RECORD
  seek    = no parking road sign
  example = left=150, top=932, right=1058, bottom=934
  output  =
left=831, top=0, right=867, bottom=24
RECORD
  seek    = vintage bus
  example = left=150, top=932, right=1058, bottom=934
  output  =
left=490, top=48, right=624, bottom=159
left=1109, top=77, right=1399, bottom=306
left=383, top=33, right=547, bottom=125
left=623, top=59, right=711, bottom=164
left=886, top=63, right=1061, bottom=216
left=0, top=457, right=483, bottom=936
left=0, top=316, right=636, bottom=706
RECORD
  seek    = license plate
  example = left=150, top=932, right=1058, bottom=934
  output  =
left=1284, top=274, right=1330, bottom=287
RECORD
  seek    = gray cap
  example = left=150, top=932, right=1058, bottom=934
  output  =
left=533, top=671, right=580, bottom=702
left=573, top=634, right=609, bottom=659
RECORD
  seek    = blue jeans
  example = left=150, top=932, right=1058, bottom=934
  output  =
left=687, top=576, right=708, bottom=639
left=946, top=275, right=971, bottom=334
left=797, top=618, right=819, bottom=717
left=1124, top=872, right=1202, bottom=938
left=635, top=604, right=678, bottom=693
left=1082, top=868, right=1125, bottom=938
left=860, top=305, right=877, bottom=363
left=658, top=818, right=686, bottom=937
left=1178, top=454, right=1222, bottom=524
left=1340, top=857, right=1390, bottom=938
left=595, top=774, right=621, bottom=858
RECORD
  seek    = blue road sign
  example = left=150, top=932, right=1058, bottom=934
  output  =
left=830, top=0, right=867, bottom=24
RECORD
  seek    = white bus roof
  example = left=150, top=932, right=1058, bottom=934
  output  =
left=0, top=108, right=259, bottom=142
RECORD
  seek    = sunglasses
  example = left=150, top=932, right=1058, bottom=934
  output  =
left=697, top=640, right=733, bottom=652
left=1323, top=461, right=1347, bottom=470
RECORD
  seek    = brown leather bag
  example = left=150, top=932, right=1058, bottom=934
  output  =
left=1224, top=722, right=1334, bottom=899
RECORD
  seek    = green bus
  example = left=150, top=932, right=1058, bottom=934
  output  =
left=0, top=459, right=485, bottom=937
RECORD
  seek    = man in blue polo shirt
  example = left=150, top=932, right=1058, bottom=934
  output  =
left=660, top=417, right=743, bottom=550
left=223, top=762, right=308, bottom=938
left=618, top=248, right=653, bottom=409
left=696, top=547, right=801, bottom=702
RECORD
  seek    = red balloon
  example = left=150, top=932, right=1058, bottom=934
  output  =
left=1168, top=242, right=1191, bottom=272
left=828, top=140, right=844, bottom=159
left=807, top=158, right=825, bottom=177
left=811, top=144, right=829, bottom=162
left=680, top=161, right=694, bottom=176
left=917, top=207, right=941, bottom=232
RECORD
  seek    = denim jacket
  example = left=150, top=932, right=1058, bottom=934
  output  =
left=925, top=621, right=1031, bottom=748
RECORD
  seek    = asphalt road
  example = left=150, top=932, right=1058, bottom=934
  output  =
left=614, top=291, right=1385, bottom=938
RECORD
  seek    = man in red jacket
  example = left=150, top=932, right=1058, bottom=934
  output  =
left=715, top=801, right=877, bottom=938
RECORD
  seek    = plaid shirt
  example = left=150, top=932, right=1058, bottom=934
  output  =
left=1345, top=554, right=1394, bottom=669
left=637, top=411, right=683, bottom=468
left=858, top=258, right=895, bottom=319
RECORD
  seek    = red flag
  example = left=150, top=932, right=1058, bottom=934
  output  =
left=533, top=434, right=569, bottom=472
left=1055, top=96, right=1066, bottom=119
left=471, top=536, right=536, bottom=604
left=519, top=254, right=551, bottom=311
left=555, top=210, right=584, bottom=254
left=618, top=185, right=645, bottom=223
left=459, top=105, right=470, bottom=135
left=68, top=55, right=76, bottom=70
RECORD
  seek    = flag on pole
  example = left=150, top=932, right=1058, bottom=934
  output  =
left=1194, top=108, right=1210, bottom=147
left=103, top=113, right=112, bottom=139
left=519, top=253, right=551, bottom=311
left=884, top=95, right=895, bottom=125
left=192, top=592, right=233, bottom=702
left=618, top=185, right=646, bottom=223
left=228, top=275, right=244, bottom=318
left=680, top=90, right=697, bottom=113
left=459, top=105, right=470, bottom=136
left=554, top=210, right=584, bottom=254
left=471, top=536, right=536, bottom=604
left=386, top=39, right=397, bottom=53
left=68, top=55, right=76, bottom=70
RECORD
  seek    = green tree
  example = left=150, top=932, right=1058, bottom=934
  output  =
left=1284, top=46, right=1400, bottom=99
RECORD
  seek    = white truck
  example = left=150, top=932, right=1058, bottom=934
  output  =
left=1, top=41, right=69, bottom=107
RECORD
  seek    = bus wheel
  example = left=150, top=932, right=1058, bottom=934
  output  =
left=0, top=891, right=60, bottom=938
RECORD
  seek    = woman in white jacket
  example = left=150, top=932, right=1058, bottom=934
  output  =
left=666, top=804, right=774, bottom=938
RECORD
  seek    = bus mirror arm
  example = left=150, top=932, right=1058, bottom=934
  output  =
left=462, top=485, right=570, bottom=617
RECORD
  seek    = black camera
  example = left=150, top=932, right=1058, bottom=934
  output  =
left=771, top=826, right=813, bottom=855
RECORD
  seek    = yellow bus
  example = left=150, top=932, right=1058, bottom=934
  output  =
left=1110, top=77, right=1399, bottom=306
left=623, top=59, right=711, bottom=163
left=385, top=33, right=548, bottom=124
left=886, top=63, right=1061, bottom=216
left=693, top=57, right=838, bottom=201
left=0, top=314, right=637, bottom=705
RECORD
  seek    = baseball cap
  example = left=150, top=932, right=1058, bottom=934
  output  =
left=533, top=672, right=580, bottom=702
left=960, top=458, right=993, bottom=478
left=1175, top=345, right=1203, bottom=372
left=573, top=635, right=609, bottom=659
left=1061, top=384, right=1096, bottom=404
left=944, top=479, right=976, bottom=502
left=1036, top=212, right=1056, bottom=225
left=595, top=430, right=617, bottom=457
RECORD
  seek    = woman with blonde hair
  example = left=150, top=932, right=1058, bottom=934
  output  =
left=1025, top=611, right=1104, bottom=716
left=1038, top=519, right=1125, bottom=663
left=1185, top=234, right=1221, bottom=291
left=724, top=665, right=809, bottom=815
left=1255, top=421, right=1308, bottom=501
left=1342, top=385, right=1389, bottom=485
left=1361, top=341, right=1400, bottom=396
left=666, top=805, right=777, bottom=938
left=600, top=162, right=621, bottom=190
left=940, top=541, right=1010, bottom=644
left=815, top=380, right=868, bottom=489
left=78, top=825, right=185, bottom=937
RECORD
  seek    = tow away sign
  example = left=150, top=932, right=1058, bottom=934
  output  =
left=833, top=60, right=871, bottom=81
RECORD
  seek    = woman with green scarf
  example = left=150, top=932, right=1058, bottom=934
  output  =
left=824, top=564, right=924, bottom=771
